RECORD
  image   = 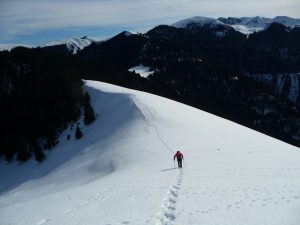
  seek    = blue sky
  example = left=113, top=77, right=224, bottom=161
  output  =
left=0, top=0, right=299, bottom=45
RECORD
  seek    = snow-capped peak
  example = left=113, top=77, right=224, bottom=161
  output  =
left=42, top=36, right=99, bottom=54
left=172, top=16, right=225, bottom=28
left=122, top=31, right=137, bottom=37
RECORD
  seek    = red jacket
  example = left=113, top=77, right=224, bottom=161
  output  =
left=174, top=152, right=183, bottom=160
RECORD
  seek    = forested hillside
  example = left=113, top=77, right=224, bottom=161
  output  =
left=0, top=47, right=94, bottom=161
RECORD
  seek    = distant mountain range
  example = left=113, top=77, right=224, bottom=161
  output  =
left=41, top=16, right=300, bottom=54
left=0, top=36, right=101, bottom=54
left=1, top=16, right=299, bottom=53
left=173, top=16, right=300, bottom=34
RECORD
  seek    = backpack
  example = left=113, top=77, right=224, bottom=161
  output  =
left=176, top=152, right=183, bottom=160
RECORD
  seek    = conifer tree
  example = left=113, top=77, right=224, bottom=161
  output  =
left=33, top=144, right=45, bottom=162
left=75, top=126, right=82, bottom=139
left=84, top=104, right=96, bottom=125
left=83, top=92, right=96, bottom=125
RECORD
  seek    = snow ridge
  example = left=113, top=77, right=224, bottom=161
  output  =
left=134, top=97, right=175, bottom=154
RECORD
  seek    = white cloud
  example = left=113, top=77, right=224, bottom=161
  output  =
left=0, top=0, right=299, bottom=40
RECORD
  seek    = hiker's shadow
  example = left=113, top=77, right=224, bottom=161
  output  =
left=161, top=167, right=178, bottom=171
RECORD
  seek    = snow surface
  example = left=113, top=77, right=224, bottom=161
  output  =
left=129, top=65, right=154, bottom=78
left=1, top=80, right=300, bottom=225
left=229, top=24, right=263, bottom=35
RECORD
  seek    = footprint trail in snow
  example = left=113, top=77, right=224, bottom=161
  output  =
left=156, top=168, right=183, bottom=225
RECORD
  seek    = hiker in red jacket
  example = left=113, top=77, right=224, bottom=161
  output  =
left=174, top=151, right=184, bottom=168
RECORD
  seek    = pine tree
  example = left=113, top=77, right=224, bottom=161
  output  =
left=34, top=146, right=45, bottom=162
left=75, top=126, right=82, bottom=139
left=84, top=104, right=96, bottom=125
left=30, top=140, right=45, bottom=162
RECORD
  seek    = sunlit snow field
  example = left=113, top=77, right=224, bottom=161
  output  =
left=1, top=80, right=300, bottom=225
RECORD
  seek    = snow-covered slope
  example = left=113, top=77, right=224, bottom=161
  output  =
left=128, top=64, right=154, bottom=78
left=1, top=80, right=300, bottom=225
left=228, top=16, right=272, bottom=34
left=43, top=36, right=98, bottom=54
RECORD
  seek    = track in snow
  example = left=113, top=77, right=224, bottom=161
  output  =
left=156, top=168, right=183, bottom=225
left=133, top=97, right=175, bottom=155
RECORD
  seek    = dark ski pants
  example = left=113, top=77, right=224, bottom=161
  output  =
left=177, top=159, right=182, bottom=168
